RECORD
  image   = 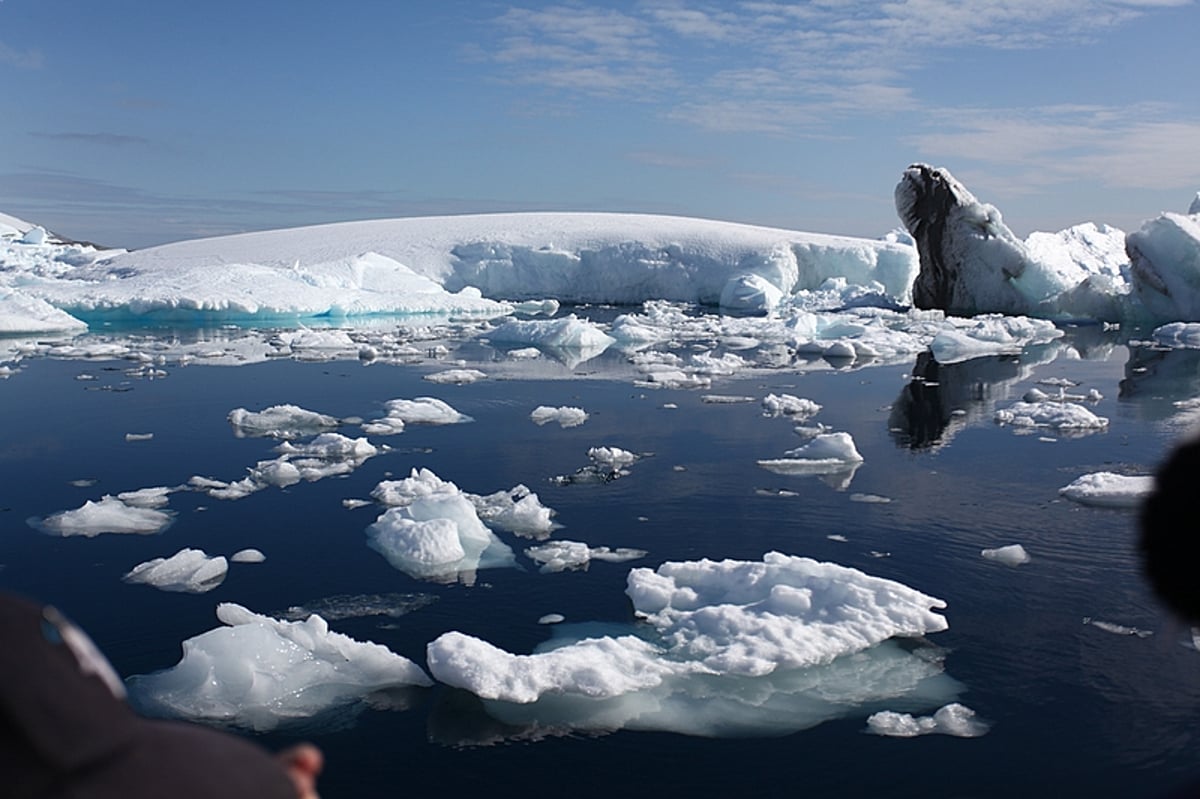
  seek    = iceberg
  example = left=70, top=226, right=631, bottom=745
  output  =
left=127, top=603, right=432, bottom=731
left=1059, top=472, right=1153, bottom=508
left=32, top=494, right=174, bottom=537
left=361, top=396, right=472, bottom=435
left=227, top=404, right=342, bottom=440
left=866, top=702, right=989, bottom=738
left=896, top=163, right=1200, bottom=324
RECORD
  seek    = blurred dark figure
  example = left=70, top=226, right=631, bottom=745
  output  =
left=1140, top=438, right=1200, bottom=624
left=0, top=592, right=321, bottom=798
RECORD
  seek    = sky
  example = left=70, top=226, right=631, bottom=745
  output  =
left=1, top=0, right=1197, bottom=249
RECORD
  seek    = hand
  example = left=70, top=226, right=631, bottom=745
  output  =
left=277, top=743, right=323, bottom=799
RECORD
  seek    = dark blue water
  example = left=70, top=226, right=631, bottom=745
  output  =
left=2, top=324, right=1198, bottom=798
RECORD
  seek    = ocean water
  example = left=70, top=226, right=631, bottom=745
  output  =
left=2, top=315, right=1199, bottom=798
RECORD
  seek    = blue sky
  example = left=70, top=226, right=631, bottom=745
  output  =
left=1, top=0, right=1197, bottom=248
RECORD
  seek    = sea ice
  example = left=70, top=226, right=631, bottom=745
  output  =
left=124, top=548, right=229, bottom=593
left=227, top=404, right=341, bottom=439
left=757, top=432, right=864, bottom=475
left=980, top=544, right=1030, bottom=566
left=761, top=393, right=822, bottom=418
left=994, top=401, right=1109, bottom=433
left=427, top=552, right=957, bottom=737
left=530, top=405, right=589, bottom=428
left=366, top=469, right=516, bottom=583
left=424, top=368, right=487, bottom=384
left=33, top=495, right=174, bottom=537
left=470, top=485, right=558, bottom=538
left=1058, top=472, right=1153, bottom=508
left=524, top=541, right=647, bottom=573
left=362, top=396, right=472, bottom=435
left=866, top=702, right=989, bottom=737
left=230, top=548, right=266, bottom=563
left=126, top=603, right=433, bottom=731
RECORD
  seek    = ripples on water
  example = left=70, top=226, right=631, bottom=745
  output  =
left=1, top=322, right=1198, bottom=797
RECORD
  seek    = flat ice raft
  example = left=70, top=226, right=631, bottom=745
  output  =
left=427, top=552, right=955, bottom=736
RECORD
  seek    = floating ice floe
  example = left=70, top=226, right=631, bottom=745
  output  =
left=124, top=548, right=229, bottom=593
left=530, top=405, right=589, bottom=428
left=757, top=432, right=864, bottom=476
left=866, top=702, right=989, bottom=738
left=762, top=393, right=822, bottom=418
left=126, top=603, right=433, bottom=731
left=470, top=484, right=558, bottom=539
left=426, top=552, right=958, bottom=738
left=1082, top=617, right=1153, bottom=638
left=32, top=495, right=175, bottom=537
left=524, top=540, right=648, bottom=573
left=193, top=432, right=380, bottom=500
left=486, top=314, right=616, bottom=367
left=1058, top=472, right=1153, bottom=508
left=993, top=401, right=1109, bottom=434
left=361, top=396, right=472, bottom=435
left=980, top=544, right=1030, bottom=566
left=230, top=548, right=266, bottom=563
left=366, top=468, right=516, bottom=584
left=227, top=404, right=342, bottom=439
left=424, top=368, right=487, bottom=384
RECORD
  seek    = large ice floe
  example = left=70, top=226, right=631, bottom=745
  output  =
left=426, top=552, right=959, bottom=737
left=127, top=603, right=433, bottom=731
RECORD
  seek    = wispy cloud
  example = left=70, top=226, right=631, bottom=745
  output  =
left=30, top=132, right=152, bottom=148
left=908, top=104, right=1200, bottom=191
left=0, top=39, right=43, bottom=69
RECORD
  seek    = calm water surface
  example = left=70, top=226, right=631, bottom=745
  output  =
left=1, top=320, right=1198, bottom=798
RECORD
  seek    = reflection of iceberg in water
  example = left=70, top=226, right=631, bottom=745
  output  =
left=889, top=345, right=1060, bottom=450
left=1119, top=345, right=1200, bottom=424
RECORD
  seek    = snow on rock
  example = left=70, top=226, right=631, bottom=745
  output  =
left=32, top=495, right=174, bottom=537
left=126, top=603, right=432, bottom=731
left=362, top=396, right=472, bottom=435
left=980, top=544, right=1030, bottom=566
left=124, top=548, right=229, bottom=593
left=1059, top=472, right=1153, bottom=508
left=366, top=468, right=515, bottom=583
left=993, top=400, right=1109, bottom=433
left=227, top=404, right=341, bottom=439
left=530, top=405, right=588, bottom=428
left=427, top=552, right=956, bottom=737
left=866, top=702, right=989, bottom=737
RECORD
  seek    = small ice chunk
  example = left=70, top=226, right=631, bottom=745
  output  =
left=1083, top=617, right=1153, bottom=638
left=424, top=368, right=487, bottom=384
left=1059, top=472, right=1153, bottom=508
left=994, top=401, right=1108, bottom=432
left=362, top=396, right=472, bottom=435
left=530, top=406, right=589, bottom=428
left=866, top=703, right=989, bottom=738
left=701, top=394, right=756, bottom=404
left=124, top=548, right=228, bottom=593
left=538, top=614, right=565, bottom=625
left=588, top=446, right=639, bottom=467
left=125, top=432, right=154, bottom=442
left=758, top=432, right=863, bottom=475
left=471, top=485, right=558, bottom=537
left=850, top=493, right=891, bottom=504
left=33, top=495, right=174, bottom=537
left=117, top=486, right=174, bottom=509
left=230, top=548, right=266, bottom=563
left=227, top=404, right=341, bottom=440
left=761, top=393, right=822, bottom=419
left=525, top=540, right=647, bottom=573
left=980, top=544, right=1030, bottom=566
left=127, top=603, right=433, bottom=731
